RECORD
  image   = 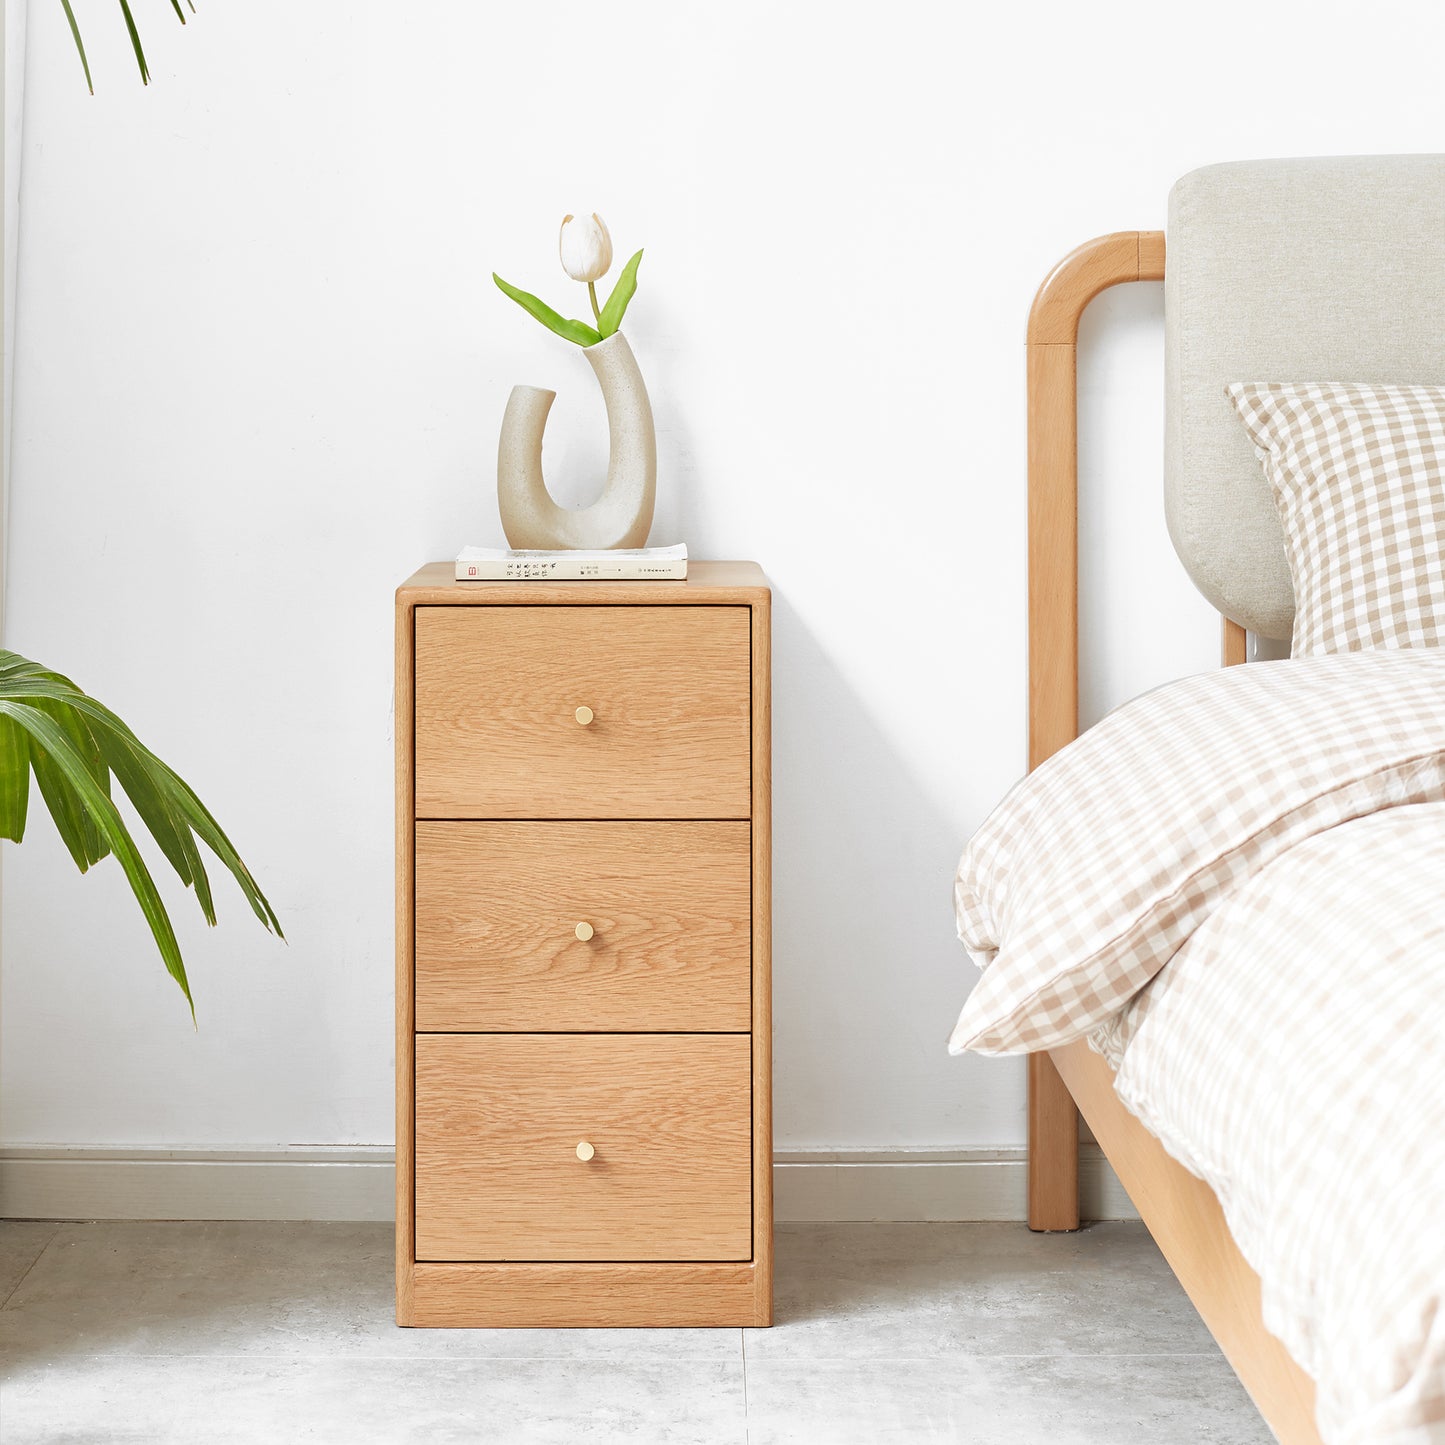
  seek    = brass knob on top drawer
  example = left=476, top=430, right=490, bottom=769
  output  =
left=574, top=921, right=595, bottom=942
left=575, top=1141, right=595, bottom=1162
left=574, top=705, right=594, bottom=726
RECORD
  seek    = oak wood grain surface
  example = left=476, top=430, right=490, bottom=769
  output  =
left=1027, top=238, right=1323, bottom=1441
left=409, top=1260, right=766, bottom=1328
left=1026, top=231, right=1165, bottom=1233
left=748, top=594, right=774, bottom=1322
left=393, top=599, right=417, bottom=1323
left=398, top=565, right=771, bottom=1325
left=398, top=559, right=768, bottom=607
left=414, top=606, right=751, bottom=819
left=414, top=1033, right=752, bottom=1263
left=414, top=821, right=752, bottom=1032
left=1052, top=1038, right=1320, bottom=1442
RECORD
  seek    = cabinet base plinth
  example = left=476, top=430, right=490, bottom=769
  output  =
left=399, top=1260, right=772, bottom=1328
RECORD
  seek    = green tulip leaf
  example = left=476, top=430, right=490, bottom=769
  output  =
left=493, top=274, right=603, bottom=348
left=597, top=250, right=643, bottom=338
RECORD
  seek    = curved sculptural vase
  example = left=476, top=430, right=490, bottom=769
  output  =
left=497, top=330, right=657, bottom=550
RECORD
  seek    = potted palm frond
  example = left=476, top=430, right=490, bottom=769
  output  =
left=0, top=654, right=281, bottom=1018
left=58, top=0, right=191, bottom=93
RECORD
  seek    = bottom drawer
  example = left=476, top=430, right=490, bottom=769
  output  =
left=414, top=1034, right=752, bottom=1262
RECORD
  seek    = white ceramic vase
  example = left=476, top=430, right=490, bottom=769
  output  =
left=496, top=331, right=657, bottom=550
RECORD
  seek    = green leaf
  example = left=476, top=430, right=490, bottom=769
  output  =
left=117, top=0, right=150, bottom=86
left=597, top=250, right=643, bottom=338
left=0, top=713, right=29, bottom=842
left=58, top=0, right=94, bottom=95
left=2, top=673, right=275, bottom=937
left=29, top=699, right=112, bottom=872
left=169, top=0, right=188, bottom=22
left=96, top=728, right=213, bottom=922
left=37, top=695, right=110, bottom=857
left=0, top=647, right=284, bottom=1010
left=29, top=744, right=101, bottom=871
left=150, top=756, right=281, bottom=936
left=42, top=681, right=277, bottom=937
left=6, top=675, right=111, bottom=868
left=492, top=274, right=602, bottom=348
left=0, top=700, right=193, bottom=1017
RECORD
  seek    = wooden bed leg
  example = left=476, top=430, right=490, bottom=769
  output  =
left=1028, top=1053, right=1080, bottom=1230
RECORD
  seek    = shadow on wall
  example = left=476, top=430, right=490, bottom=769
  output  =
left=767, top=591, right=1023, bottom=1150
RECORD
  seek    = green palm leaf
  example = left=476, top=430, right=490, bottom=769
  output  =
left=59, top=0, right=197, bottom=94
left=58, top=0, right=94, bottom=94
left=0, top=713, right=30, bottom=839
left=117, top=0, right=150, bottom=85
left=0, top=649, right=283, bottom=1017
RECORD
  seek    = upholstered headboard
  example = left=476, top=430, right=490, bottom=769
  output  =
left=1164, top=155, right=1445, bottom=640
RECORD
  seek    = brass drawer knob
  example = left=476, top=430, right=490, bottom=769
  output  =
left=575, top=1140, right=595, bottom=1162
left=574, top=705, right=595, bottom=726
left=574, top=921, right=595, bottom=942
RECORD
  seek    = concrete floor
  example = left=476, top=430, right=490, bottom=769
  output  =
left=0, top=1219, right=1269, bottom=1444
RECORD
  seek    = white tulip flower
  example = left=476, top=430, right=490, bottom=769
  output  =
left=495, top=214, right=643, bottom=346
left=558, top=213, right=613, bottom=283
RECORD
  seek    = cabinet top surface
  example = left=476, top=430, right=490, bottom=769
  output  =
left=397, top=560, right=768, bottom=607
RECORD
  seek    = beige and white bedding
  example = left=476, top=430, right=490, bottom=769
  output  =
left=1097, top=804, right=1445, bottom=1445
left=950, top=653, right=1445, bottom=1442
left=950, top=649, right=1445, bottom=1054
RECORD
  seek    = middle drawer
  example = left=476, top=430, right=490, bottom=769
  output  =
left=415, top=821, right=752, bottom=1032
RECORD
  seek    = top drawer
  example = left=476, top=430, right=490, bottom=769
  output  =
left=414, top=606, right=752, bottom=819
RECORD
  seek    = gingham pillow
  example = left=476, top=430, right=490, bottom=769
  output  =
left=1227, top=381, right=1445, bottom=657
left=948, top=650, right=1445, bottom=1055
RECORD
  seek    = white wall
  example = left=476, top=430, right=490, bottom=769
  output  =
left=2, top=0, right=1442, bottom=1162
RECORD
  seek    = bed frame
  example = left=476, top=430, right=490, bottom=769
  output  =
left=1025, top=231, right=1322, bottom=1445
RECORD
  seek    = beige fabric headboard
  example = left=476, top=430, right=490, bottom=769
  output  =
left=1164, top=155, right=1445, bottom=640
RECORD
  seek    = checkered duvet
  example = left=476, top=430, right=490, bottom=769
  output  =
left=950, top=652, right=1445, bottom=1443
left=1100, top=804, right=1445, bottom=1445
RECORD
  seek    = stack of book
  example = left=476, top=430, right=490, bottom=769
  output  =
left=454, top=543, right=688, bottom=582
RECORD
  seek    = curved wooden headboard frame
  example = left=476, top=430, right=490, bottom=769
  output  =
left=1022, top=232, right=1321, bottom=1442
left=1025, top=232, right=1248, bottom=1234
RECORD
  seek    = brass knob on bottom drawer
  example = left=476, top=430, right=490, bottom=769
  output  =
left=574, top=921, right=595, bottom=942
left=575, top=1141, right=595, bottom=1162
left=574, top=705, right=594, bottom=726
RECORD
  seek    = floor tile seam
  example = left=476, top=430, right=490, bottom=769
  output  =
left=741, top=1326, right=751, bottom=1430
left=0, top=1349, right=1239, bottom=1364
left=717, top=1351, right=1240, bottom=1363
left=0, top=1350, right=749, bottom=1364
left=0, top=1226, right=63, bottom=1312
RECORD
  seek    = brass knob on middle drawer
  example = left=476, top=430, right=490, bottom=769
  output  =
left=574, top=921, right=595, bottom=942
left=574, top=705, right=594, bottom=726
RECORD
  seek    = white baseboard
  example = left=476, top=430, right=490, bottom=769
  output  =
left=775, top=1146, right=1136, bottom=1222
left=0, top=1144, right=1136, bottom=1224
left=0, top=1147, right=396, bottom=1222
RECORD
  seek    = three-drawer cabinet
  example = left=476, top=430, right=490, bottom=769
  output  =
left=395, top=561, right=772, bottom=1327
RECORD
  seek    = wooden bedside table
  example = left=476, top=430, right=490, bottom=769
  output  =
left=394, top=561, right=772, bottom=1327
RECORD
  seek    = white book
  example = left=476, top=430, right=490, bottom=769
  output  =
left=455, top=542, right=688, bottom=582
